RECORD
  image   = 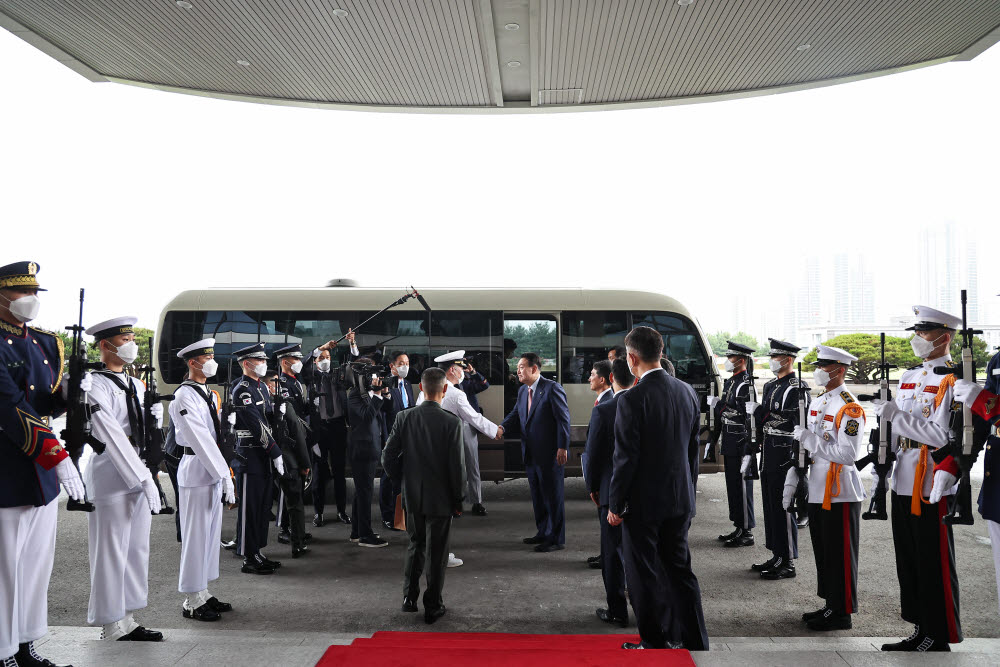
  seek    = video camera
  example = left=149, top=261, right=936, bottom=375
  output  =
left=335, top=360, right=394, bottom=393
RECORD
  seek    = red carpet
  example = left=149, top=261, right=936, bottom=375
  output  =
left=315, top=631, right=695, bottom=666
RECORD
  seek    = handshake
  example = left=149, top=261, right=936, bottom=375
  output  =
left=494, top=426, right=504, bottom=441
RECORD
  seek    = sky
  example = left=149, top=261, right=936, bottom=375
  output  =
left=3, top=25, right=999, bottom=339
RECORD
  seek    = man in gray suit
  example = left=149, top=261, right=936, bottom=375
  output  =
left=382, top=367, right=465, bottom=624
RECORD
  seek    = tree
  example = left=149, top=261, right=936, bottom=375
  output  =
left=802, top=334, right=921, bottom=383
left=707, top=331, right=760, bottom=356
left=948, top=334, right=990, bottom=370
left=55, top=326, right=156, bottom=372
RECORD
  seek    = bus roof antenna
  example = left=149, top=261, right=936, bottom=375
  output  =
left=326, top=278, right=358, bottom=287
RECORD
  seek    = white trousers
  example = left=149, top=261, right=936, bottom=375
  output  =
left=464, top=435, right=482, bottom=505
left=87, top=491, right=151, bottom=625
left=990, top=519, right=1000, bottom=617
left=0, top=502, right=57, bottom=659
left=179, top=483, right=222, bottom=594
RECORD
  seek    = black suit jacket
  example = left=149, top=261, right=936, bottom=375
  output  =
left=583, top=390, right=619, bottom=505
left=383, top=376, right=415, bottom=429
left=609, top=370, right=700, bottom=522
left=347, top=388, right=385, bottom=461
left=382, top=401, right=465, bottom=517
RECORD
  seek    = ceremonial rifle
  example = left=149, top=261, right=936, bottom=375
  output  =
left=702, top=381, right=718, bottom=463
left=139, top=335, right=173, bottom=469
left=60, top=288, right=106, bottom=512
left=783, top=363, right=810, bottom=520
left=743, top=357, right=760, bottom=481
left=856, top=333, right=896, bottom=520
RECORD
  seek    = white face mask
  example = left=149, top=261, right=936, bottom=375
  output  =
left=290, top=360, right=303, bottom=374
left=769, top=358, right=785, bottom=373
left=108, top=340, right=139, bottom=364
left=2, top=293, right=40, bottom=322
left=199, top=359, right=218, bottom=378
left=724, top=359, right=736, bottom=373
left=317, top=359, right=331, bottom=372
left=910, top=333, right=944, bottom=359
left=252, top=362, right=267, bottom=378
left=813, top=367, right=832, bottom=387
left=396, top=365, right=410, bottom=379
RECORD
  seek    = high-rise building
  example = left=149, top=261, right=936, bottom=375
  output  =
left=918, top=222, right=979, bottom=320
left=832, top=253, right=875, bottom=327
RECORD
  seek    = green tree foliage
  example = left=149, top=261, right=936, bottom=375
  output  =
left=948, top=334, right=990, bottom=370
left=56, top=327, right=156, bottom=372
left=802, top=334, right=921, bottom=382
left=707, top=331, right=760, bottom=356
left=504, top=322, right=557, bottom=361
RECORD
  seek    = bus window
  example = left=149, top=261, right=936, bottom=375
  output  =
left=504, top=315, right=558, bottom=378
left=351, top=311, right=430, bottom=380
left=430, top=311, right=503, bottom=384
left=630, top=312, right=711, bottom=382
left=561, top=311, right=629, bottom=384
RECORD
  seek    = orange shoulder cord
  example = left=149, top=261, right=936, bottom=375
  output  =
left=835, top=403, right=865, bottom=429
left=910, top=445, right=932, bottom=515
left=933, top=374, right=956, bottom=410
left=211, top=389, right=222, bottom=414
left=822, top=463, right=843, bottom=510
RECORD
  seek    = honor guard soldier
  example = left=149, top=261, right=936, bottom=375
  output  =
left=0, top=261, right=85, bottom=667
left=874, top=306, right=964, bottom=652
left=273, top=344, right=311, bottom=547
left=83, top=317, right=163, bottom=642
left=169, top=338, right=235, bottom=622
left=232, top=343, right=285, bottom=574
left=264, top=370, right=311, bottom=558
left=747, top=339, right=809, bottom=580
left=790, top=345, right=865, bottom=631
left=706, top=341, right=756, bottom=547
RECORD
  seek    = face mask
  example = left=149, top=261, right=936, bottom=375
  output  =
left=769, top=358, right=785, bottom=373
left=290, top=360, right=303, bottom=374
left=396, top=365, right=410, bottom=379
left=199, top=359, right=218, bottom=378
left=813, top=367, right=832, bottom=386
left=910, top=334, right=944, bottom=359
left=724, top=359, right=735, bottom=373
left=108, top=340, right=139, bottom=364
left=1, top=294, right=40, bottom=322
left=317, top=359, right=331, bottom=372
left=253, top=362, right=267, bottom=378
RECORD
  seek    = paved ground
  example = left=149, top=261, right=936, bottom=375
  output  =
left=45, top=469, right=998, bottom=653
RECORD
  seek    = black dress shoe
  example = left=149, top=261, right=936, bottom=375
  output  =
left=523, top=535, right=545, bottom=544
left=751, top=555, right=778, bottom=572
left=182, top=602, right=221, bottom=621
left=596, top=608, right=627, bottom=628
left=666, top=641, right=684, bottom=649
left=206, top=597, right=233, bottom=613
left=221, top=539, right=236, bottom=551
left=338, top=511, right=352, bottom=524
left=277, top=530, right=291, bottom=545
left=724, top=531, right=754, bottom=548
left=158, top=506, right=176, bottom=515
left=303, top=532, right=313, bottom=541
left=802, top=607, right=829, bottom=622
left=292, top=545, right=310, bottom=558
left=15, top=641, right=73, bottom=667
left=622, top=642, right=644, bottom=649
left=881, top=626, right=921, bottom=651
left=425, top=606, right=446, bottom=624
left=313, top=513, right=325, bottom=527
left=806, top=609, right=852, bottom=631
left=588, top=557, right=603, bottom=570
left=718, top=527, right=741, bottom=542
left=586, top=555, right=601, bottom=564
left=118, top=626, right=163, bottom=642
left=241, top=560, right=275, bottom=575
left=383, top=520, right=396, bottom=531
left=761, top=563, right=796, bottom=580
left=471, top=503, right=487, bottom=516
left=534, top=543, right=565, bottom=553
left=797, top=516, right=809, bottom=528
left=401, top=597, right=418, bottom=613
left=259, top=555, right=282, bottom=569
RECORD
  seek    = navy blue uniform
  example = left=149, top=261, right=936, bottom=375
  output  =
left=0, top=321, right=67, bottom=507
left=278, top=371, right=308, bottom=418
left=753, top=374, right=809, bottom=560
left=232, top=376, right=281, bottom=560
left=981, top=352, right=1000, bottom=524
left=712, top=370, right=756, bottom=531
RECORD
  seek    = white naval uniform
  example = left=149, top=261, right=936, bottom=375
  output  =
left=805, top=384, right=866, bottom=505
left=84, top=372, right=154, bottom=626
left=0, top=501, right=57, bottom=659
left=170, top=382, right=230, bottom=594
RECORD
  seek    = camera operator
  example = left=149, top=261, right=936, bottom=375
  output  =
left=347, top=358, right=391, bottom=548
left=301, top=329, right=358, bottom=527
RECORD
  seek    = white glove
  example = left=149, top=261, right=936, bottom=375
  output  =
left=55, top=458, right=85, bottom=502
left=141, top=477, right=161, bottom=514
left=222, top=477, right=236, bottom=505
left=793, top=425, right=820, bottom=453
left=313, top=397, right=321, bottom=407
left=150, top=403, right=164, bottom=428
left=227, top=412, right=236, bottom=426
left=278, top=403, right=287, bottom=415
left=872, top=399, right=899, bottom=421
left=953, top=379, right=983, bottom=406
left=782, top=468, right=799, bottom=510
left=312, top=348, right=321, bottom=358
left=745, top=401, right=760, bottom=414
left=929, top=470, right=959, bottom=504
left=61, top=372, right=93, bottom=399
left=312, top=443, right=322, bottom=457
left=274, top=457, right=285, bottom=476
left=705, top=396, right=720, bottom=408
left=740, top=455, right=751, bottom=474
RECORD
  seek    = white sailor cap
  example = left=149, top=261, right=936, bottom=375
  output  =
left=177, top=338, right=216, bottom=360
left=906, top=305, right=962, bottom=332
left=434, top=350, right=468, bottom=367
left=85, top=316, right=138, bottom=341
left=813, top=345, right=857, bottom=366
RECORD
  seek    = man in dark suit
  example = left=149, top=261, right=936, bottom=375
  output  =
left=382, top=367, right=464, bottom=624
left=379, top=351, right=415, bottom=530
left=347, top=357, right=389, bottom=548
left=584, top=358, right=634, bottom=628
left=500, top=352, right=572, bottom=552
left=583, top=360, right=615, bottom=569
left=608, top=326, right=709, bottom=650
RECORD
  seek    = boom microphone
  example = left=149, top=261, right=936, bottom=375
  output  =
left=410, top=286, right=432, bottom=312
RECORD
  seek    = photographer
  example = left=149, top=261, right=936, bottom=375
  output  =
left=347, top=357, right=390, bottom=548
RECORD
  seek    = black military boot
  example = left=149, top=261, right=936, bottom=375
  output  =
left=313, top=513, right=325, bottom=527
left=724, top=530, right=754, bottom=547
left=761, top=560, right=796, bottom=580
left=881, top=626, right=921, bottom=651
left=118, top=626, right=164, bottom=642
left=277, top=528, right=291, bottom=544
left=16, top=641, right=73, bottom=667
left=751, top=555, right=778, bottom=572
left=718, top=527, right=741, bottom=542
left=337, top=511, right=352, bottom=524
left=806, top=609, right=852, bottom=631
left=802, top=606, right=829, bottom=622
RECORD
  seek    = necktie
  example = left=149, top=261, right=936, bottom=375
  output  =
left=528, top=387, right=533, bottom=413
left=400, top=380, right=408, bottom=408
left=594, top=397, right=599, bottom=406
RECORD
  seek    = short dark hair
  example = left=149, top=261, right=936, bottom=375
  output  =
left=520, top=352, right=541, bottom=369
left=624, top=326, right=664, bottom=363
left=611, top=358, right=634, bottom=388
left=610, top=345, right=626, bottom=359
left=388, top=350, right=408, bottom=363
left=421, top=367, right=447, bottom=395
left=504, top=338, right=518, bottom=350
left=660, top=357, right=676, bottom=377
left=592, top=359, right=612, bottom=386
